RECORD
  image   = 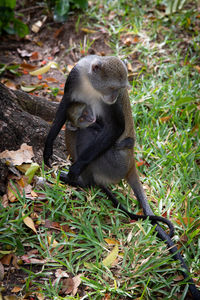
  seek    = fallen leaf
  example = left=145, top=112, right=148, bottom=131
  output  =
left=1, top=253, right=13, bottom=265
left=62, top=278, right=74, bottom=294
left=25, top=163, right=40, bottom=183
left=136, top=160, right=145, bottom=167
left=31, top=17, right=47, bottom=33
left=30, top=51, right=39, bottom=60
left=0, top=261, right=4, bottom=281
left=1, top=194, right=9, bottom=207
left=20, top=85, right=39, bottom=92
left=102, top=244, right=119, bottom=267
left=104, top=238, right=119, bottom=245
left=30, top=61, right=58, bottom=76
left=174, top=275, right=184, bottom=282
left=35, top=292, right=45, bottom=300
left=55, top=269, right=69, bottom=278
left=47, top=235, right=58, bottom=248
left=72, top=274, right=82, bottom=296
left=4, top=296, right=18, bottom=300
left=4, top=80, right=17, bottom=90
left=175, top=217, right=195, bottom=226
left=45, top=77, right=58, bottom=82
left=11, top=286, right=21, bottom=293
left=22, top=214, right=37, bottom=233
left=20, top=63, right=37, bottom=71
left=31, top=190, right=38, bottom=197
left=21, top=255, right=48, bottom=264
left=81, top=27, right=97, bottom=34
left=159, top=115, right=172, bottom=123
left=17, top=48, right=32, bottom=58
left=0, top=143, right=34, bottom=166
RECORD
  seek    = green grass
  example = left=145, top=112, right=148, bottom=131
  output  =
left=1, top=1, right=200, bottom=299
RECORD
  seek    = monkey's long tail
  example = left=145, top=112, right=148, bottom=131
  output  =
left=101, top=186, right=174, bottom=237
left=127, top=175, right=200, bottom=300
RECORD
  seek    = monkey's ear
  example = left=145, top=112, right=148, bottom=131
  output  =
left=66, top=121, right=77, bottom=131
left=91, top=60, right=102, bottom=73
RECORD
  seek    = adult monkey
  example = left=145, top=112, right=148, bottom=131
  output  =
left=44, top=55, right=200, bottom=299
left=64, top=101, right=174, bottom=236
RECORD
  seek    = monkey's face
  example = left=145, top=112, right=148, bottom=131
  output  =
left=88, top=56, right=129, bottom=105
left=77, top=106, right=96, bottom=128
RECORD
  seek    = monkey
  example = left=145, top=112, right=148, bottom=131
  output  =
left=66, top=102, right=96, bottom=131
left=64, top=101, right=174, bottom=235
left=66, top=101, right=134, bottom=150
left=43, top=55, right=200, bottom=299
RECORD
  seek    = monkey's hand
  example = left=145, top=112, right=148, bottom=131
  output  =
left=43, top=144, right=53, bottom=167
left=59, top=171, right=85, bottom=188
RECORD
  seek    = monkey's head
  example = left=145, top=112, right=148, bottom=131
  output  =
left=88, top=56, right=129, bottom=105
left=66, top=102, right=96, bottom=131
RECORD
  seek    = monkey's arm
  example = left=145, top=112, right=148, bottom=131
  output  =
left=68, top=104, right=125, bottom=180
left=43, top=67, right=79, bottom=166
left=43, top=97, right=70, bottom=166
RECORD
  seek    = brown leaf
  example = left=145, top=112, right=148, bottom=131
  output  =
left=1, top=253, right=13, bottom=265
left=0, top=143, right=34, bottom=166
left=55, top=269, right=69, bottom=279
left=4, top=80, right=17, bottom=90
left=72, top=274, right=82, bottom=296
left=22, top=214, right=37, bottom=233
left=159, top=115, right=172, bottom=123
left=11, top=286, right=21, bottom=293
left=30, top=51, right=39, bottom=60
left=174, top=275, right=184, bottom=282
left=104, top=238, right=119, bottom=245
left=62, top=278, right=74, bottom=294
left=0, top=261, right=4, bottom=281
left=45, top=77, right=58, bottom=82
left=194, top=65, right=200, bottom=73
left=1, top=194, right=9, bottom=208
left=175, top=217, right=195, bottom=226
left=20, top=63, right=37, bottom=71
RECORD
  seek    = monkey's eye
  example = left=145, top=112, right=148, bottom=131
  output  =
left=82, top=111, right=88, bottom=116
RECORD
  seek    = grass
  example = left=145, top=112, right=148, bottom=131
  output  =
left=0, top=0, right=200, bottom=299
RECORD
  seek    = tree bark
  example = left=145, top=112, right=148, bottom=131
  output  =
left=0, top=83, right=67, bottom=194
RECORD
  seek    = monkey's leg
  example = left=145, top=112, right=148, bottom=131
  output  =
left=115, top=137, right=134, bottom=150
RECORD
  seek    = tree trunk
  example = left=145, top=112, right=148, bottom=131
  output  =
left=0, top=83, right=67, bottom=194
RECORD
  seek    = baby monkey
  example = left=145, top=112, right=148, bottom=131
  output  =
left=66, top=102, right=134, bottom=150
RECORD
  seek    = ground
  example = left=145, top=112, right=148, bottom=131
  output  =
left=0, top=1, right=200, bottom=300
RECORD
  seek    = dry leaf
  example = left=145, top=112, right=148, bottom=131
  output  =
left=175, top=217, right=195, bottom=226
left=31, top=20, right=43, bottom=33
left=4, top=80, right=17, bottom=90
left=22, top=214, right=37, bottom=233
left=20, top=63, right=37, bottom=71
left=72, top=274, right=82, bottom=296
left=81, top=27, right=96, bottom=34
left=0, top=143, right=34, bottom=166
left=159, top=115, right=172, bottom=123
left=1, top=194, right=9, bottom=208
left=102, top=244, right=119, bottom=267
left=47, top=235, right=58, bottom=247
left=194, top=65, right=200, bottom=73
left=62, top=278, right=74, bottom=294
left=55, top=269, right=69, bottom=278
left=35, top=292, right=45, bottom=300
left=30, top=62, right=58, bottom=76
left=0, top=261, right=4, bottom=281
left=21, top=255, right=48, bottom=264
left=1, top=253, right=13, bottom=265
left=11, top=286, right=21, bottom=293
left=104, top=238, right=119, bottom=245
